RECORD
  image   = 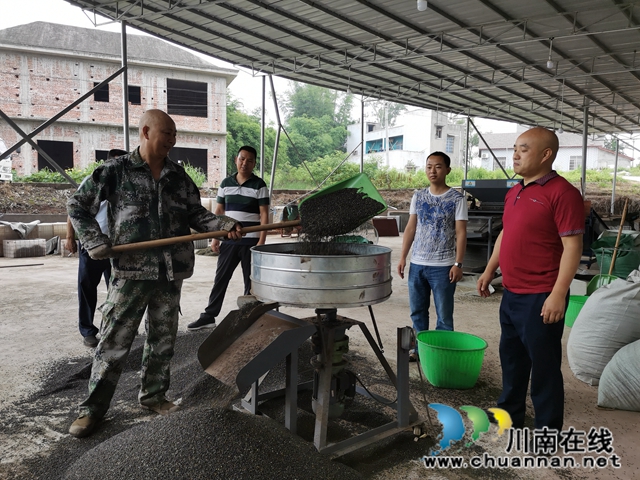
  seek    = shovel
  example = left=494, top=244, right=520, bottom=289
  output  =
left=587, top=198, right=629, bottom=294
left=111, top=173, right=386, bottom=253
left=111, top=220, right=300, bottom=253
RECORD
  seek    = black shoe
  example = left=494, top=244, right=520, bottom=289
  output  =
left=83, top=335, right=99, bottom=348
left=187, top=317, right=216, bottom=331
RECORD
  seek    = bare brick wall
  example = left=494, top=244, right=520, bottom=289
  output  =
left=1, top=49, right=230, bottom=186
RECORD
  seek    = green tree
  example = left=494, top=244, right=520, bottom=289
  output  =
left=283, top=83, right=337, bottom=120
left=366, top=100, right=407, bottom=127
left=226, top=93, right=283, bottom=177
left=604, top=135, right=625, bottom=154
left=279, top=82, right=352, bottom=165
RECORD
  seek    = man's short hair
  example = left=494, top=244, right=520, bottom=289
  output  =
left=107, top=149, right=128, bottom=160
left=237, top=145, right=257, bottom=159
left=428, top=151, right=451, bottom=168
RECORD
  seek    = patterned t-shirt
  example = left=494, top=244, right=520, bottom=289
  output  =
left=409, top=188, right=468, bottom=266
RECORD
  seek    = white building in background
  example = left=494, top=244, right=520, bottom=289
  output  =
left=478, top=129, right=633, bottom=172
left=346, top=109, right=466, bottom=171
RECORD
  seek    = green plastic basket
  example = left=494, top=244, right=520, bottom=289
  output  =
left=416, top=331, right=487, bottom=389
left=565, top=295, right=588, bottom=327
left=299, top=173, right=387, bottom=216
left=586, top=275, right=617, bottom=295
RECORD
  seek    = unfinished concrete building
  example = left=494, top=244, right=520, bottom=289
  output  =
left=0, top=21, right=237, bottom=186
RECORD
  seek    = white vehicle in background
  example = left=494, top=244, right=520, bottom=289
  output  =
left=0, top=138, right=12, bottom=182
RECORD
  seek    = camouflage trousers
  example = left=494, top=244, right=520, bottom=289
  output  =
left=78, top=277, right=183, bottom=418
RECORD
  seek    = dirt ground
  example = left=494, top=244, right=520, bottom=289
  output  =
left=0, top=233, right=637, bottom=480
left=1, top=182, right=639, bottom=217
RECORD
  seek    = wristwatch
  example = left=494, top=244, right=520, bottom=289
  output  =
left=453, top=262, right=463, bottom=268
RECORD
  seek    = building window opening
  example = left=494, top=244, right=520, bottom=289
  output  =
left=435, top=125, right=443, bottom=139
left=37, top=140, right=74, bottom=171
left=167, top=79, right=207, bottom=118
left=95, top=150, right=110, bottom=161
left=366, top=139, right=384, bottom=153
left=569, top=155, right=582, bottom=171
left=128, top=85, right=141, bottom=105
left=93, top=82, right=109, bottom=102
left=445, top=135, right=454, bottom=154
left=170, top=147, right=208, bottom=176
left=389, top=135, right=404, bottom=151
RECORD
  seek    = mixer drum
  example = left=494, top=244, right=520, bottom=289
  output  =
left=251, top=243, right=392, bottom=308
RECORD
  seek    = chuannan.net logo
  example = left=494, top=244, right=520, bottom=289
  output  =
left=428, top=403, right=512, bottom=455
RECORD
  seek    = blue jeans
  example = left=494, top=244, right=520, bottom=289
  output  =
left=408, top=263, right=456, bottom=332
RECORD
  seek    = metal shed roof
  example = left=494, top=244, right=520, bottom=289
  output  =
left=65, top=0, right=640, bottom=134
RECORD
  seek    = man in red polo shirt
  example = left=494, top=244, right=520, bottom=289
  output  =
left=477, top=127, right=584, bottom=431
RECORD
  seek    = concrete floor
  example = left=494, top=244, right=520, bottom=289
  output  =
left=0, top=233, right=637, bottom=479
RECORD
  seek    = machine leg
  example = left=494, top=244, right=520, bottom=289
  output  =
left=396, top=327, right=413, bottom=427
left=313, top=327, right=335, bottom=451
left=285, top=350, right=298, bottom=434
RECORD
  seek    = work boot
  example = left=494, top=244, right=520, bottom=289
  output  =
left=187, top=317, right=216, bottom=331
left=83, top=335, right=99, bottom=348
left=69, top=415, right=101, bottom=438
left=141, top=400, right=180, bottom=415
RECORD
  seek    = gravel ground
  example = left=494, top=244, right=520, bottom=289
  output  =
left=0, top=331, right=366, bottom=480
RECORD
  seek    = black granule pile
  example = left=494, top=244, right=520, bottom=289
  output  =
left=0, top=331, right=363, bottom=480
left=64, top=407, right=363, bottom=480
left=299, top=188, right=384, bottom=239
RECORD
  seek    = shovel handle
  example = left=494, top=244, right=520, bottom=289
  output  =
left=608, top=198, right=629, bottom=275
left=111, top=220, right=301, bottom=253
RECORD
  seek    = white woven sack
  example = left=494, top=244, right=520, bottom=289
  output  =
left=567, top=270, right=640, bottom=386
left=597, top=339, right=640, bottom=412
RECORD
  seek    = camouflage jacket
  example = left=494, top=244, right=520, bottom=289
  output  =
left=67, top=148, right=237, bottom=281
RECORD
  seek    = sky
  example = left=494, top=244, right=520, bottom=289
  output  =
left=0, top=0, right=516, bottom=133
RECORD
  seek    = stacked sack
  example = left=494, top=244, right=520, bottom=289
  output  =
left=567, top=270, right=640, bottom=412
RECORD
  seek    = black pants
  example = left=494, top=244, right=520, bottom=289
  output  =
left=78, top=243, right=111, bottom=337
left=497, top=288, right=568, bottom=430
left=199, top=242, right=253, bottom=321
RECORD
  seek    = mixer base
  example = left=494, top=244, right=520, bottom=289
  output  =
left=205, top=307, right=421, bottom=457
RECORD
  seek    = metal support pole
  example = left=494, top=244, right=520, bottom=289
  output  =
left=611, top=139, right=619, bottom=215
left=360, top=96, right=365, bottom=173
left=0, top=109, right=78, bottom=187
left=121, top=21, right=130, bottom=151
left=260, top=76, right=266, bottom=178
left=581, top=104, right=589, bottom=199
left=464, top=116, right=470, bottom=181
left=469, top=118, right=510, bottom=179
left=268, top=75, right=280, bottom=202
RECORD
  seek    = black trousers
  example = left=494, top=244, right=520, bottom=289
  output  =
left=199, top=242, right=253, bottom=321
left=497, top=288, right=568, bottom=430
left=78, top=243, right=111, bottom=337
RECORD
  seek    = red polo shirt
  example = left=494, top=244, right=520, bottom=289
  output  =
left=500, top=171, right=585, bottom=294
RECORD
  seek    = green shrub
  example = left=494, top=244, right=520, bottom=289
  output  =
left=182, top=163, right=207, bottom=188
left=14, top=162, right=104, bottom=184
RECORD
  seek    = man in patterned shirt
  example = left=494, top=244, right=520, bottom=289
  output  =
left=397, top=151, right=468, bottom=359
left=66, top=109, right=242, bottom=438
left=188, top=145, right=269, bottom=331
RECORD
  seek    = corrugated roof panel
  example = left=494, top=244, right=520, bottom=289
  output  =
left=61, top=0, right=640, bottom=132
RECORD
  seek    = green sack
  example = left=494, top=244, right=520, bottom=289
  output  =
left=591, top=234, right=640, bottom=278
